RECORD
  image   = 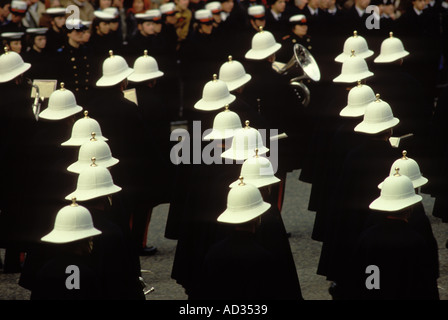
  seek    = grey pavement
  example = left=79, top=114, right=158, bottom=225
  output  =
left=1, top=169, right=447, bottom=300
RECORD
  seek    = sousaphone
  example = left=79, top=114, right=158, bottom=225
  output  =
left=273, top=43, right=321, bottom=107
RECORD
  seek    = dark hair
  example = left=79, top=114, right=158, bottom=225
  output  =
left=0, top=0, right=12, bottom=8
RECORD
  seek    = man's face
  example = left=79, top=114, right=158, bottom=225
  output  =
left=9, top=40, right=22, bottom=53
left=53, top=16, right=66, bottom=29
left=308, top=0, right=319, bottom=8
left=250, top=17, right=265, bottom=30
left=34, top=35, right=47, bottom=50
left=221, top=0, right=234, bottom=13
left=139, top=21, right=155, bottom=36
left=272, top=0, right=286, bottom=13
left=166, top=14, right=178, bottom=24
left=96, top=21, right=110, bottom=35
left=176, top=0, right=189, bottom=11
left=109, top=21, right=119, bottom=31
left=356, top=0, right=371, bottom=10
left=153, top=21, right=162, bottom=33
left=0, top=4, right=11, bottom=20
left=199, top=21, right=213, bottom=34
left=11, top=13, right=24, bottom=23
left=293, top=24, right=307, bottom=37
left=413, top=0, right=426, bottom=11
left=99, top=0, right=112, bottom=9
left=68, top=29, right=85, bottom=44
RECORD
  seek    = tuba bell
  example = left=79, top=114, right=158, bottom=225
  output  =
left=273, top=43, right=321, bottom=107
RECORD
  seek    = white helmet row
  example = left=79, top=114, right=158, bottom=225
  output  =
left=378, top=150, right=428, bottom=190
left=335, top=31, right=409, bottom=65
left=67, top=132, right=119, bottom=174
left=65, top=157, right=122, bottom=201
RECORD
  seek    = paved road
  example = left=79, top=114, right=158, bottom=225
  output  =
left=1, top=169, right=447, bottom=300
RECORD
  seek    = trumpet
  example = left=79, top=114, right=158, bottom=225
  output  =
left=27, top=79, right=44, bottom=121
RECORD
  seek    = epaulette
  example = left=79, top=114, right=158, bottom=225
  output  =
left=282, top=34, right=290, bottom=41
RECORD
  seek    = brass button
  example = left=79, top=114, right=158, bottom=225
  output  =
left=86, top=72, right=89, bottom=75
left=75, top=88, right=79, bottom=91
left=73, top=66, right=77, bottom=69
left=71, top=57, right=75, bottom=61
left=74, top=74, right=78, bottom=77
left=308, top=46, right=312, bottom=50
left=85, top=87, right=89, bottom=90
left=86, top=64, right=90, bottom=68
left=85, top=79, right=88, bottom=82
left=84, top=56, right=87, bottom=60
left=75, top=80, right=78, bottom=84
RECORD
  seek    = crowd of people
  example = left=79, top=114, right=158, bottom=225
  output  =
left=0, top=0, right=448, bottom=300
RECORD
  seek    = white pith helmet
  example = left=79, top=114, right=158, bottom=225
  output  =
left=65, top=157, right=122, bottom=201
left=218, top=55, right=252, bottom=92
left=102, top=7, right=119, bottom=19
left=96, top=50, right=134, bottom=87
left=374, top=32, right=409, bottom=63
left=0, top=47, right=31, bottom=83
left=38, top=82, right=83, bottom=120
left=335, top=30, right=374, bottom=63
left=370, top=168, right=422, bottom=212
left=61, top=111, right=108, bottom=146
left=218, top=176, right=271, bottom=224
left=41, top=198, right=102, bottom=244
left=354, top=93, right=399, bottom=134
left=333, top=50, right=374, bottom=83
left=339, top=80, right=376, bottom=117
left=203, top=105, right=242, bottom=140
left=378, top=150, right=428, bottom=189
left=245, top=26, right=282, bottom=60
left=221, top=120, right=269, bottom=161
left=229, top=149, right=280, bottom=188
left=194, top=74, right=236, bottom=111
left=67, top=132, right=119, bottom=174
left=128, top=50, right=164, bottom=82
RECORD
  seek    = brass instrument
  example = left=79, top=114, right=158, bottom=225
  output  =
left=273, top=43, right=321, bottom=107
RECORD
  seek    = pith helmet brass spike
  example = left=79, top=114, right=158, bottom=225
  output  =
left=143, top=49, right=148, bottom=56
left=258, top=26, right=263, bottom=32
left=4, top=46, right=9, bottom=53
left=224, top=104, right=229, bottom=111
left=212, top=74, right=217, bottom=81
left=254, top=148, right=259, bottom=157
left=394, top=167, right=400, bottom=176
left=90, top=157, right=97, bottom=167
left=350, top=49, right=355, bottom=57
left=90, top=132, right=97, bottom=141
left=84, top=110, right=89, bottom=118
left=375, top=93, right=381, bottom=101
left=70, top=197, right=78, bottom=207
left=389, top=32, right=394, bottom=38
left=245, top=120, right=250, bottom=128
left=238, top=176, right=245, bottom=186
left=402, top=150, right=408, bottom=159
left=357, top=80, right=362, bottom=86
left=353, top=30, right=358, bottom=37
left=228, top=55, right=233, bottom=62
left=60, top=82, right=65, bottom=90
left=109, top=50, right=114, bottom=57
